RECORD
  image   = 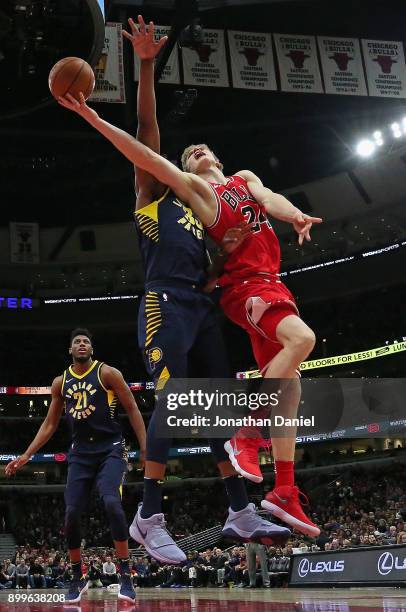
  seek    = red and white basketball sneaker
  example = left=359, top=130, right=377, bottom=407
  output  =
left=224, top=431, right=270, bottom=483
left=261, top=485, right=320, bottom=537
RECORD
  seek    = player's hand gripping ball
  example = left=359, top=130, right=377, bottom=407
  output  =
left=49, top=57, right=95, bottom=101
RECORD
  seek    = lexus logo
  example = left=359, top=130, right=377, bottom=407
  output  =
left=298, top=558, right=310, bottom=577
left=378, top=552, right=394, bottom=576
left=297, top=558, right=345, bottom=577
left=377, top=552, right=406, bottom=575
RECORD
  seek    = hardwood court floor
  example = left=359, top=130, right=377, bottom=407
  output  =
left=1, top=587, right=406, bottom=611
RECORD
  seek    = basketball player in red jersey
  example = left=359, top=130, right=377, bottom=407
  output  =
left=180, top=145, right=322, bottom=537
left=58, top=94, right=322, bottom=537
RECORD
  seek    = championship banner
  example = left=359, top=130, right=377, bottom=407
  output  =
left=182, top=29, right=229, bottom=88
left=227, top=30, right=277, bottom=91
left=236, top=340, right=406, bottom=378
left=9, top=222, right=40, bottom=264
left=133, top=25, right=180, bottom=84
left=361, top=39, right=406, bottom=98
left=318, top=36, right=367, bottom=96
left=274, top=34, right=323, bottom=93
left=89, top=22, right=126, bottom=103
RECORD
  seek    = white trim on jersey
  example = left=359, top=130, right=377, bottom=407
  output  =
left=206, top=183, right=222, bottom=229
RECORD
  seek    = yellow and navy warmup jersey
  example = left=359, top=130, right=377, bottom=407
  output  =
left=134, top=188, right=208, bottom=287
left=61, top=360, right=121, bottom=441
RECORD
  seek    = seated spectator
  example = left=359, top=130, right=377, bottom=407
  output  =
left=158, top=565, right=184, bottom=588
left=385, top=525, right=398, bottom=545
left=133, top=557, right=151, bottom=588
left=44, top=560, right=54, bottom=588
left=29, top=558, right=46, bottom=589
left=234, top=549, right=249, bottom=587
left=0, top=563, right=12, bottom=590
left=15, top=560, right=29, bottom=589
left=86, top=559, right=103, bottom=588
left=4, top=559, right=15, bottom=588
left=102, top=555, right=118, bottom=586
left=213, top=547, right=229, bottom=585
left=52, top=561, right=67, bottom=589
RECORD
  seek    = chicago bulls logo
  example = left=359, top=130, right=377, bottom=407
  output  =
left=194, top=44, right=216, bottom=62
left=330, top=52, right=353, bottom=71
left=286, top=50, right=310, bottom=69
left=239, top=48, right=264, bottom=66
left=373, top=55, right=397, bottom=74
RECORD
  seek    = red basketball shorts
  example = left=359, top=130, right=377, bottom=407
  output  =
left=220, top=276, right=299, bottom=373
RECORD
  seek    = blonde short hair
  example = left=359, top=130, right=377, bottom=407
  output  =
left=181, top=143, right=223, bottom=172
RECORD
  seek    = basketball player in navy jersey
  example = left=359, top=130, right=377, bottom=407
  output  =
left=5, top=329, right=146, bottom=604
left=121, top=16, right=289, bottom=563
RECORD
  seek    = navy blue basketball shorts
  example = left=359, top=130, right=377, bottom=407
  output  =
left=138, top=285, right=230, bottom=465
left=138, top=286, right=230, bottom=384
left=64, top=438, right=128, bottom=510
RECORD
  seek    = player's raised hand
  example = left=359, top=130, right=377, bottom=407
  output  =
left=221, top=221, right=254, bottom=254
left=123, top=15, right=167, bottom=60
left=57, top=92, right=99, bottom=122
left=292, top=212, right=323, bottom=246
left=5, top=453, right=30, bottom=476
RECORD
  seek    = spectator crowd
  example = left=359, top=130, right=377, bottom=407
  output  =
left=0, top=463, right=406, bottom=590
left=0, top=544, right=291, bottom=591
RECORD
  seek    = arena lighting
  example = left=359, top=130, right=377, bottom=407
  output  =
left=356, top=139, right=376, bottom=158
left=391, top=122, right=402, bottom=138
left=373, top=130, right=384, bottom=146
left=357, top=116, right=406, bottom=155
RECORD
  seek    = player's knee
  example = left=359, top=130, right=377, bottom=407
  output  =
left=288, top=327, right=316, bottom=356
left=102, top=495, right=128, bottom=541
left=65, top=504, right=81, bottom=526
left=103, top=494, right=124, bottom=517
left=299, top=327, right=316, bottom=354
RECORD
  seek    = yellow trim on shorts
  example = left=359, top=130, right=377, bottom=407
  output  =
left=156, top=366, right=170, bottom=391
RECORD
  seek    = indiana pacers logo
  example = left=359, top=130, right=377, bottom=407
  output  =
left=148, top=347, right=163, bottom=372
left=66, top=381, right=97, bottom=420
left=174, top=199, right=204, bottom=240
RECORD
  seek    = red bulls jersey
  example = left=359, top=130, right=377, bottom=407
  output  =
left=207, top=175, right=281, bottom=287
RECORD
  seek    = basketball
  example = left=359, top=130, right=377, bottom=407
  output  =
left=48, top=57, right=95, bottom=101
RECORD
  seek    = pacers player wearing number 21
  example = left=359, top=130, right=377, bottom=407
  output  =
left=5, top=329, right=147, bottom=604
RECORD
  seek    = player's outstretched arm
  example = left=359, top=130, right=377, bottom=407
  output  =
left=101, top=365, right=147, bottom=465
left=238, top=169, right=323, bottom=245
left=58, top=93, right=218, bottom=226
left=123, top=15, right=167, bottom=153
left=5, top=377, right=64, bottom=476
left=123, top=15, right=167, bottom=200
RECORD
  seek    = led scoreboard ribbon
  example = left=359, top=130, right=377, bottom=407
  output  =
left=236, top=340, right=406, bottom=378
left=1, top=341, right=405, bottom=394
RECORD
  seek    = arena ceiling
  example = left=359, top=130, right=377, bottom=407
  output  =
left=1, top=0, right=405, bottom=232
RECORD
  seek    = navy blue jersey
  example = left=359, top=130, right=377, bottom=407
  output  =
left=61, top=360, right=121, bottom=442
left=134, top=188, right=208, bottom=287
